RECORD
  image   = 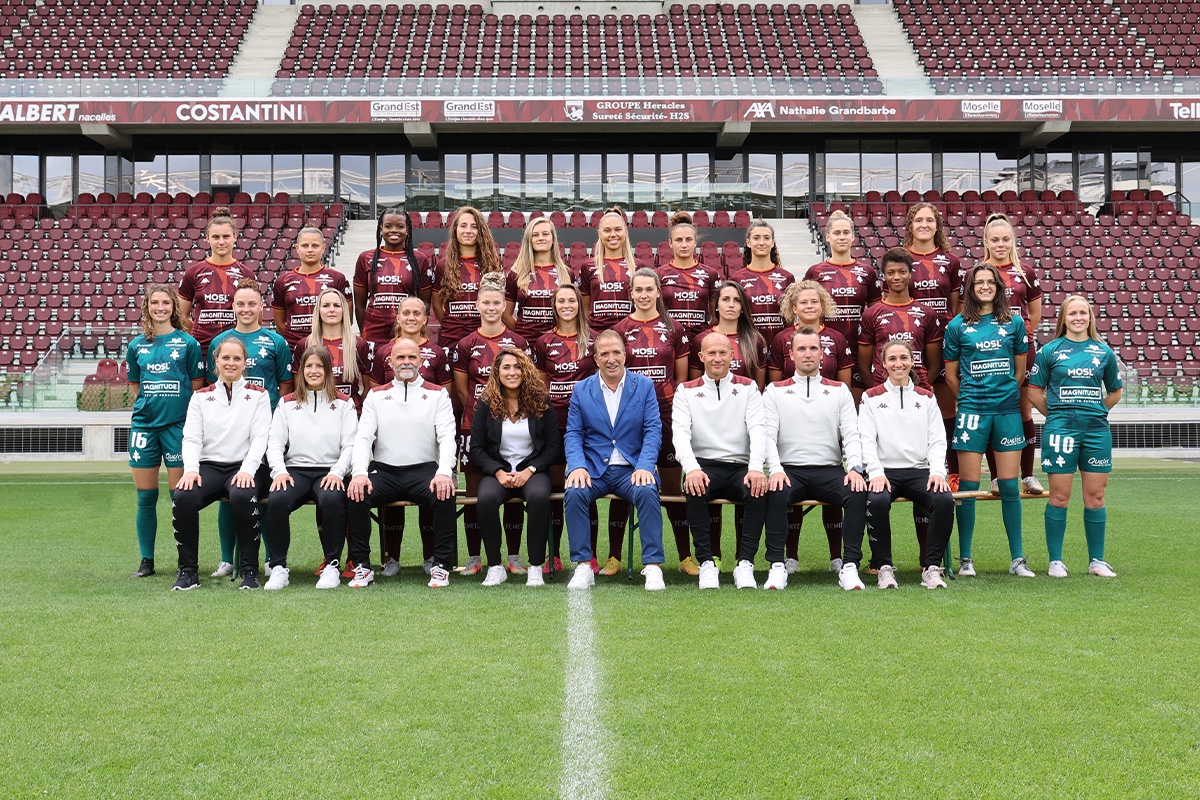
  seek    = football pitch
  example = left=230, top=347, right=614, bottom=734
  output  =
left=1, top=459, right=1197, bottom=799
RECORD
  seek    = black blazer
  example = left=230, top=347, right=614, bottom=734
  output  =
left=469, top=403, right=562, bottom=477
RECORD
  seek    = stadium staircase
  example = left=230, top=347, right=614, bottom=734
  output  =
left=224, top=4, right=303, bottom=95
left=332, top=219, right=380, bottom=280
left=765, top=217, right=825, bottom=274
left=852, top=4, right=935, bottom=96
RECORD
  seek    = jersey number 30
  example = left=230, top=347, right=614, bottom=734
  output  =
left=956, top=413, right=980, bottom=431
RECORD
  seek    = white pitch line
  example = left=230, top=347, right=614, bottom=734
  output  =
left=560, top=590, right=609, bottom=800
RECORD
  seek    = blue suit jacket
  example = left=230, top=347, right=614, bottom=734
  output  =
left=564, top=370, right=662, bottom=477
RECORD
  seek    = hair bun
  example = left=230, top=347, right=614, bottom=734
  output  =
left=986, top=212, right=1008, bottom=223
left=669, top=210, right=693, bottom=226
left=211, top=206, right=231, bottom=218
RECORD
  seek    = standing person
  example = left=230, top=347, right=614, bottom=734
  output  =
left=453, top=273, right=531, bottom=575
left=904, top=202, right=963, bottom=488
left=972, top=212, right=1045, bottom=494
left=353, top=206, right=432, bottom=362
left=126, top=284, right=204, bottom=577
left=673, top=331, right=771, bottom=590
left=170, top=337, right=271, bottom=591
left=470, top=349, right=562, bottom=587
left=207, top=279, right=293, bottom=578
left=763, top=326, right=868, bottom=589
left=728, top=219, right=795, bottom=344
left=263, top=345, right=356, bottom=591
left=302, top=287, right=371, bottom=408
left=346, top=339, right=458, bottom=589
left=432, top=205, right=503, bottom=353
left=370, top=296, right=452, bottom=576
left=768, top=280, right=855, bottom=575
left=532, top=284, right=598, bottom=574
left=656, top=211, right=722, bottom=338
left=271, top=227, right=352, bottom=350
left=803, top=209, right=881, bottom=400
left=1028, top=296, right=1122, bottom=578
left=609, top=268, right=693, bottom=575
left=945, top=263, right=1034, bottom=578
left=563, top=330, right=666, bottom=591
left=858, top=340, right=955, bottom=590
left=580, top=207, right=644, bottom=332
left=504, top=216, right=578, bottom=343
left=688, top=281, right=768, bottom=388
left=177, top=207, right=257, bottom=358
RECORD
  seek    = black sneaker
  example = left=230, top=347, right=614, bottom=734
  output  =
left=171, top=569, right=200, bottom=591
left=239, top=567, right=260, bottom=590
left=132, top=558, right=155, bottom=578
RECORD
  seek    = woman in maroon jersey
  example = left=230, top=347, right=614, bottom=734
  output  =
left=904, top=202, right=963, bottom=487
left=689, top=281, right=767, bottom=388
left=608, top=268, right=695, bottom=576
left=533, top=283, right=598, bottom=575
left=767, top=279, right=855, bottom=575
left=433, top=206, right=502, bottom=355
left=503, top=217, right=577, bottom=343
left=300, top=288, right=371, bottom=408
left=657, top=211, right=722, bottom=339
left=369, top=296, right=453, bottom=577
left=580, top=206, right=644, bottom=332
left=979, top=212, right=1045, bottom=494
left=858, top=248, right=943, bottom=390
left=177, top=207, right=258, bottom=359
left=803, top=209, right=881, bottom=401
left=728, top=219, right=795, bottom=343
left=453, top=273, right=531, bottom=576
left=353, top=206, right=432, bottom=361
left=271, top=227, right=352, bottom=350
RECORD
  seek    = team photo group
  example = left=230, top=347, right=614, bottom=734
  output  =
left=125, top=201, right=1123, bottom=592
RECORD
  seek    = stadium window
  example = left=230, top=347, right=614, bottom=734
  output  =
left=749, top=152, right=777, bottom=217
left=981, top=151, right=1018, bottom=196
left=1150, top=158, right=1177, bottom=201
left=109, top=154, right=134, bottom=196
left=339, top=155, right=371, bottom=218
left=781, top=153, right=811, bottom=219
left=898, top=148, right=932, bottom=194
left=444, top=154, right=468, bottom=210
left=498, top=153, right=522, bottom=210
left=686, top=152, right=709, bottom=208
left=551, top=154, right=574, bottom=211
left=241, top=154, right=272, bottom=196
left=1046, top=151, right=1072, bottom=196
left=862, top=150, right=897, bottom=195
left=304, top=154, right=334, bottom=202
left=471, top=153, right=495, bottom=210
left=1181, top=160, right=1200, bottom=217
left=715, top=153, right=745, bottom=211
left=133, top=154, right=167, bottom=196
left=942, top=151, right=979, bottom=194
left=1112, top=151, right=1145, bottom=193
left=44, top=155, right=72, bottom=209
left=660, top=153, right=683, bottom=208
left=211, top=154, right=241, bottom=193
left=630, top=153, right=654, bottom=209
left=1078, top=152, right=1106, bottom=205
left=0, top=155, right=11, bottom=195
left=580, top=153, right=602, bottom=209
left=824, top=151, right=860, bottom=199
left=1018, top=152, right=1041, bottom=193
left=167, top=154, right=200, bottom=196
left=386, top=154, right=417, bottom=210
left=524, top=154, right=549, bottom=212
left=78, top=155, right=105, bottom=198
left=273, top=153, right=303, bottom=196
left=12, top=154, right=38, bottom=197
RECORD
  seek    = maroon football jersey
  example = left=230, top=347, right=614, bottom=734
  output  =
left=858, top=300, right=944, bottom=388
left=579, top=257, right=639, bottom=331
left=271, top=267, right=352, bottom=348
left=292, top=336, right=372, bottom=410
left=768, top=324, right=855, bottom=382
left=353, top=248, right=433, bottom=344
left=177, top=258, right=257, bottom=353
left=906, top=247, right=961, bottom=321
left=802, top=259, right=882, bottom=343
left=432, top=255, right=491, bottom=348
left=451, top=328, right=531, bottom=432
left=687, top=327, right=768, bottom=379
left=656, top=262, right=722, bottom=336
left=533, top=329, right=596, bottom=429
left=371, top=337, right=452, bottom=388
left=728, top=265, right=795, bottom=341
left=610, top=314, right=689, bottom=409
left=505, top=265, right=580, bottom=342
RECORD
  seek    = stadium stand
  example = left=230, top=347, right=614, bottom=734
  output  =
left=1117, top=0, right=1200, bottom=75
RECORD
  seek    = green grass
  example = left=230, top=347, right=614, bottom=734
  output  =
left=1, top=460, right=1198, bottom=798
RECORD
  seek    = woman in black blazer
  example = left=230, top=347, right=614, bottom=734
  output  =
left=470, top=348, right=562, bottom=587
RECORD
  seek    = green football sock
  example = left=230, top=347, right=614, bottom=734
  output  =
left=956, top=480, right=980, bottom=559
left=1045, top=503, right=1068, bottom=562
left=1083, top=506, right=1107, bottom=561
left=135, top=488, right=159, bottom=560
left=218, top=502, right=236, bottom=563
left=998, top=478, right=1023, bottom=559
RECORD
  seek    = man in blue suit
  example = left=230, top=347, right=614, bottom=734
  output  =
left=564, top=329, right=666, bottom=590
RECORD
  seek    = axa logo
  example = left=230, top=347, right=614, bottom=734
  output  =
left=744, top=101, right=776, bottom=119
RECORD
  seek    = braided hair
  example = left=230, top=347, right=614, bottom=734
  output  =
left=368, top=206, right=419, bottom=295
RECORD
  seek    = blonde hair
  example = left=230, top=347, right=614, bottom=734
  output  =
left=982, top=212, right=1027, bottom=279
left=512, top=217, right=571, bottom=292
left=1053, top=295, right=1100, bottom=341
left=307, top=287, right=360, bottom=385
left=593, top=206, right=636, bottom=276
left=825, top=209, right=855, bottom=235
left=478, top=271, right=507, bottom=298
left=780, top=280, right=836, bottom=325
left=390, top=295, right=430, bottom=341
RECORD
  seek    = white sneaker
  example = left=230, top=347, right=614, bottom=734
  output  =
left=642, top=564, right=666, bottom=591
left=921, top=565, right=948, bottom=589
left=381, top=558, right=400, bottom=577
left=784, top=557, right=799, bottom=575
left=1022, top=475, right=1046, bottom=494
left=1088, top=559, right=1118, bottom=578
left=698, top=559, right=720, bottom=589
left=482, top=564, right=508, bottom=586
left=1048, top=560, right=1069, bottom=578
left=838, top=562, right=865, bottom=591
left=263, top=563, right=274, bottom=578
left=526, top=565, right=545, bottom=587
left=428, top=565, right=450, bottom=588
left=348, top=564, right=375, bottom=588
left=568, top=563, right=595, bottom=590
left=764, top=562, right=788, bottom=590
left=315, top=561, right=340, bottom=589
left=264, top=565, right=290, bottom=591
left=732, top=559, right=757, bottom=589
left=210, top=561, right=234, bottom=578
left=876, top=564, right=898, bottom=589
left=830, top=557, right=843, bottom=573
left=990, top=478, right=999, bottom=494
left=1009, top=557, right=1036, bottom=578
left=957, top=558, right=976, bottom=577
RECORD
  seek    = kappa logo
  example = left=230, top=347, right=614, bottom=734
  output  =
left=744, top=101, right=776, bottom=119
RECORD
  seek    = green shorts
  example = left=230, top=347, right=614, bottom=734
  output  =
left=952, top=411, right=1025, bottom=453
left=1040, top=420, right=1113, bottom=474
left=128, top=424, right=183, bottom=469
